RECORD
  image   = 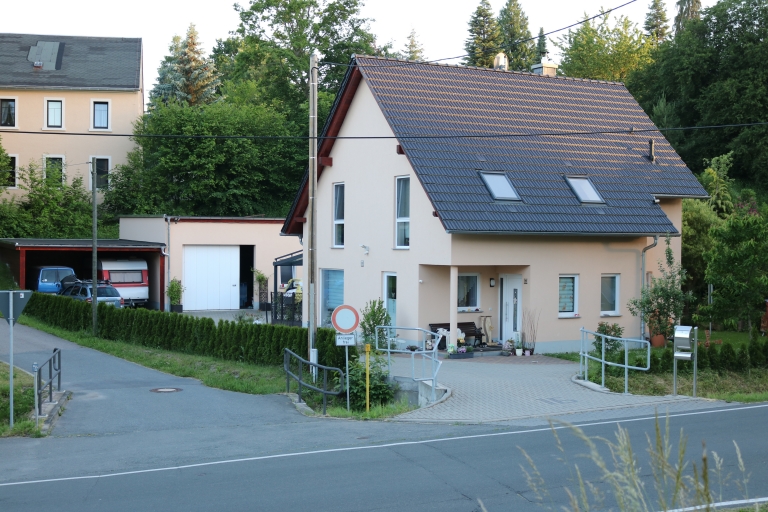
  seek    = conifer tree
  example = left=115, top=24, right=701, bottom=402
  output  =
left=644, top=0, right=670, bottom=44
left=402, top=29, right=426, bottom=61
left=463, top=0, right=502, bottom=68
left=498, top=0, right=536, bottom=71
left=674, top=0, right=701, bottom=34
left=536, top=27, right=548, bottom=59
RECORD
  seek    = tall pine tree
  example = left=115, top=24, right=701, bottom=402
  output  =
left=403, top=29, right=426, bottom=61
left=464, top=0, right=502, bottom=68
left=536, top=27, right=548, bottom=59
left=644, top=0, right=670, bottom=44
left=674, top=0, right=702, bottom=34
left=498, top=0, right=536, bottom=71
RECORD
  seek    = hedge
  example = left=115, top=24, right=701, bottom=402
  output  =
left=23, top=293, right=356, bottom=369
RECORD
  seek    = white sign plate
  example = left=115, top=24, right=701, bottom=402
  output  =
left=335, top=334, right=356, bottom=346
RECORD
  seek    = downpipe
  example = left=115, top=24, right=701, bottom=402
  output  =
left=640, top=235, right=659, bottom=340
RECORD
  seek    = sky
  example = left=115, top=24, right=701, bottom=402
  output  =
left=3, top=0, right=717, bottom=105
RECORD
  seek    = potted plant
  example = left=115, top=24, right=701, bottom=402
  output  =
left=167, top=278, right=185, bottom=313
left=252, top=268, right=268, bottom=310
left=514, top=333, right=523, bottom=356
left=450, top=346, right=474, bottom=359
left=627, top=236, right=694, bottom=347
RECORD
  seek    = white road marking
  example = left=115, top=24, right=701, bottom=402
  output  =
left=668, top=495, right=768, bottom=511
left=2, top=402, right=767, bottom=487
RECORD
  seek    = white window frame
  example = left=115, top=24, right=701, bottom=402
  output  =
left=43, top=97, right=65, bottom=130
left=480, top=172, right=520, bottom=201
left=88, top=156, right=112, bottom=191
left=3, top=154, right=18, bottom=188
left=395, top=176, right=410, bottom=249
left=558, top=274, right=579, bottom=318
left=600, top=274, right=620, bottom=316
left=321, top=268, right=344, bottom=328
left=90, top=99, right=112, bottom=131
left=43, top=155, right=66, bottom=184
left=333, top=183, right=344, bottom=248
left=565, top=175, right=605, bottom=204
left=0, top=97, right=19, bottom=130
left=457, top=273, right=480, bottom=312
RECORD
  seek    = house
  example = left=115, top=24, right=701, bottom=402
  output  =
left=281, top=56, right=707, bottom=352
left=119, top=216, right=302, bottom=311
left=0, top=33, right=143, bottom=195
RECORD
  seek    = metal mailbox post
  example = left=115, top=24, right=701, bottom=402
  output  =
left=673, top=325, right=698, bottom=397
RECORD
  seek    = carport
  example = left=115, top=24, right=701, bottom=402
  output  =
left=0, top=239, right=166, bottom=310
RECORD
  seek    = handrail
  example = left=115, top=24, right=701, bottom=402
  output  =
left=579, top=328, right=651, bottom=394
left=283, top=348, right=344, bottom=415
left=375, top=326, right=443, bottom=403
left=34, top=348, right=62, bottom=417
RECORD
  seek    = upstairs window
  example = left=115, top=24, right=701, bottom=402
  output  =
left=480, top=172, right=520, bottom=201
left=566, top=176, right=604, bottom=203
left=92, top=101, right=110, bottom=129
left=47, top=100, right=63, bottom=128
left=333, top=183, right=344, bottom=247
left=0, top=99, right=16, bottom=127
left=396, top=176, right=410, bottom=248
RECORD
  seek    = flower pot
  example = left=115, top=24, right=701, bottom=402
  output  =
left=524, top=350, right=531, bottom=356
left=515, top=348, right=523, bottom=356
left=650, top=334, right=666, bottom=348
left=170, top=304, right=183, bottom=313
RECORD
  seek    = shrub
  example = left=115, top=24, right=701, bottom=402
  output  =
left=749, top=338, right=765, bottom=368
left=594, top=322, right=625, bottom=353
left=359, top=299, right=391, bottom=349
left=342, top=354, right=394, bottom=411
left=719, top=343, right=737, bottom=372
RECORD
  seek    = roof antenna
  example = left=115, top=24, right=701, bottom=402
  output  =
left=648, top=139, right=656, bottom=163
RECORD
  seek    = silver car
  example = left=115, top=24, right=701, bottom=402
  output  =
left=59, top=282, right=124, bottom=308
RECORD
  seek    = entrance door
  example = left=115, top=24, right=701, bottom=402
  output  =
left=499, top=274, right=523, bottom=342
left=183, top=245, right=239, bottom=310
left=384, top=273, right=396, bottom=327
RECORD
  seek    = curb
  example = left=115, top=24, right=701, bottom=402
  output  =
left=31, top=390, right=72, bottom=434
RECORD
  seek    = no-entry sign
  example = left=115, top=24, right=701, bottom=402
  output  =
left=331, top=304, right=360, bottom=334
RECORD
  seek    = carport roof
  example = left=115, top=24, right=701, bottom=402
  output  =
left=0, top=238, right=165, bottom=249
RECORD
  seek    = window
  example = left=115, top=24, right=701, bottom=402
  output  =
left=46, top=100, right=63, bottom=128
left=457, top=274, right=479, bottom=310
left=91, top=157, right=110, bottom=189
left=558, top=275, right=579, bottom=317
left=321, top=269, right=344, bottom=327
left=565, top=176, right=604, bottom=203
left=92, top=101, right=110, bottom=130
left=2, top=156, right=17, bottom=188
left=279, top=265, right=294, bottom=286
left=0, top=99, right=16, bottom=127
left=333, top=183, right=344, bottom=247
left=109, top=271, right=143, bottom=283
left=44, top=157, right=64, bottom=184
left=396, top=176, right=410, bottom=248
left=480, top=172, right=520, bottom=201
left=40, top=269, right=57, bottom=283
left=601, top=274, right=620, bottom=315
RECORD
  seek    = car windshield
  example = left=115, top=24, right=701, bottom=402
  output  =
left=96, top=286, right=121, bottom=297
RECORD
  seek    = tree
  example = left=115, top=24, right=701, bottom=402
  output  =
left=704, top=208, right=768, bottom=340
left=0, top=136, right=10, bottom=176
left=681, top=198, right=721, bottom=302
left=555, top=13, right=651, bottom=82
left=536, top=27, right=547, bottom=58
left=463, top=0, right=502, bottom=68
left=674, top=0, right=702, bottom=34
left=497, top=0, right=536, bottom=71
left=402, top=29, right=426, bottom=61
left=700, top=152, right=735, bottom=218
left=644, top=0, right=670, bottom=44
left=150, top=25, right=221, bottom=107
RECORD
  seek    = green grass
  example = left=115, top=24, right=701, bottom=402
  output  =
left=19, top=315, right=287, bottom=396
left=322, top=398, right=415, bottom=420
left=1, top=361, right=43, bottom=437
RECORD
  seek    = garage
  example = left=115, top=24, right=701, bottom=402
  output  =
left=183, top=245, right=240, bottom=310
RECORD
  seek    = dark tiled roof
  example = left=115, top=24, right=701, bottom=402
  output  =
left=0, top=239, right=163, bottom=249
left=355, top=56, right=707, bottom=235
left=0, top=33, right=141, bottom=90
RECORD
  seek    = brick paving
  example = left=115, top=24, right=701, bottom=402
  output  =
left=388, top=353, right=723, bottom=424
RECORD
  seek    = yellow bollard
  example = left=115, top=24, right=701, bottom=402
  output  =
left=365, top=343, right=370, bottom=413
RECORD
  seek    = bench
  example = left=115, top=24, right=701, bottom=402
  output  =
left=428, top=322, right=484, bottom=350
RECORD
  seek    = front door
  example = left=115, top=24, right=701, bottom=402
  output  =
left=384, top=273, right=396, bottom=327
left=499, top=274, right=523, bottom=342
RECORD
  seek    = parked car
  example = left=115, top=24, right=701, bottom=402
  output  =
left=59, top=280, right=124, bottom=308
left=98, top=259, right=149, bottom=307
left=30, top=266, right=76, bottom=294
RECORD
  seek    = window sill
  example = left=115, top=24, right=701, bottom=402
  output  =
left=89, top=128, right=112, bottom=132
left=393, top=247, right=409, bottom=250
left=558, top=313, right=580, bottom=319
left=458, top=309, right=483, bottom=313
left=0, top=126, right=19, bottom=130
left=42, top=126, right=65, bottom=131
left=600, top=313, right=621, bottom=317
left=330, top=246, right=344, bottom=249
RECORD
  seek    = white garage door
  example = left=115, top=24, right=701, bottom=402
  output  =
left=183, top=245, right=240, bottom=310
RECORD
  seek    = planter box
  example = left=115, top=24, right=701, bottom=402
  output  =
left=448, top=352, right=474, bottom=359
left=170, top=304, right=183, bottom=313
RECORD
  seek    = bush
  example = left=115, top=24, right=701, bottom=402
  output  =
left=342, top=354, right=394, bottom=411
left=593, top=322, right=625, bottom=353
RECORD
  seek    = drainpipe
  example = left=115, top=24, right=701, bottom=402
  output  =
left=640, top=235, right=659, bottom=340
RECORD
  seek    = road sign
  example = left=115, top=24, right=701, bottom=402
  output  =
left=335, top=334, right=355, bottom=346
left=331, top=305, right=360, bottom=334
left=0, top=291, right=32, bottom=325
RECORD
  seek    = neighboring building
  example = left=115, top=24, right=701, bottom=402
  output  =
left=0, top=33, right=143, bottom=196
left=120, top=216, right=302, bottom=312
left=282, top=56, right=708, bottom=352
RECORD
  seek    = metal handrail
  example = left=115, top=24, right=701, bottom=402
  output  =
left=579, top=328, right=651, bottom=394
left=283, top=348, right=345, bottom=415
left=375, top=326, right=443, bottom=403
left=34, top=348, right=62, bottom=417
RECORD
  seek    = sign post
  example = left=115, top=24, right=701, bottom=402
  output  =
left=1, top=290, right=32, bottom=428
left=332, top=305, right=360, bottom=412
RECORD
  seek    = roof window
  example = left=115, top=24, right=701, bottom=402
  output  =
left=565, top=176, right=604, bottom=203
left=480, top=172, right=520, bottom=201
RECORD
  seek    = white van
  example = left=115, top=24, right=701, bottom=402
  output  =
left=98, top=260, right=149, bottom=307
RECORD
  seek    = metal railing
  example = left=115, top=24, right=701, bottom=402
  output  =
left=375, top=326, right=443, bottom=403
left=579, top=328, right=651, bottom=394
left=283, top=348, right=344, bottom=415
left=34, top=348, right=62, bottom=418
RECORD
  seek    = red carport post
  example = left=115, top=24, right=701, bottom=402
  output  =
left=19, top=249, right=26, bottom=289
left=160, top=253, right=166, bottom=312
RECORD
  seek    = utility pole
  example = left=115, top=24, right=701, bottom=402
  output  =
left=91, top=158, right=98, bottom=336
left=307, top=52, right=318, bottom=362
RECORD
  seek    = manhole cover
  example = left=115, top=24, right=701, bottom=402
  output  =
left=150, top=388, right=182, bottom=393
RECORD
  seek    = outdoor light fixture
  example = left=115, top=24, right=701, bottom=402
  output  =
left=360, top=244, right=369, bottom=255
left=489, top=278, right=496, bottom=287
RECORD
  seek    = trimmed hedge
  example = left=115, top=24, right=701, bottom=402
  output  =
left=23, top=293, right=356, bottom=369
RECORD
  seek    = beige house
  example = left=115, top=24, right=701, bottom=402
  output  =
left=0, top=34, right=143, bottom=195
left=282, top=56, right=707, bottom=352
left=120, top=216, right=302, bottom=312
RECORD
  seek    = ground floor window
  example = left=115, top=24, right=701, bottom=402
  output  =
left=457, top=273, right=479, bottom=311
left=321, top=269, right=344, bottom=327
left=2, top=156, right=16, bottom=187
left=558, top=275, right=578, bottom=317
left=601, top=274, right=620, bottom=315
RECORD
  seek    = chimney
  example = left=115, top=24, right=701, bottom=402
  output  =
left=531, top=52, right=557, bottom=77
left=493, top=52, right=508, bottom=71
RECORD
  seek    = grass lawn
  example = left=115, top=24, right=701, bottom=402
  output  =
left=1, top=361, right=43, bottom=437
left=299, top=389, right=416, bottom=420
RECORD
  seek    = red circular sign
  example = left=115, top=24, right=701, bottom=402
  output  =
left=331, top=305, right=360, bottom=334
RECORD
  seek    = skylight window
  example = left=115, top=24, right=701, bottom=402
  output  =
left=566, top=176, right=604, bottom=203
left=480, top=172, right=520, bottom=201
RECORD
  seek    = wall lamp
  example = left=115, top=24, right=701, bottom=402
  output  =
left=489, top=278, right=496, bottom=287
left=360, top=244, right=369, bottom=255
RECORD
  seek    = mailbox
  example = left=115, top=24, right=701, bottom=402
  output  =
left=672, top=325, right=698, bottom=397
